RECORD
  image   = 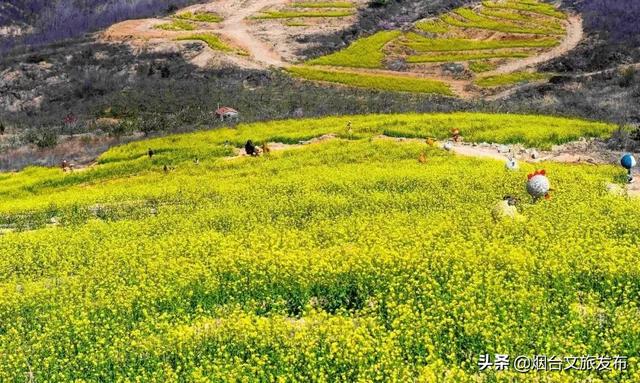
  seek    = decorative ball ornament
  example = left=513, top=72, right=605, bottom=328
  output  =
left=505, top=157, right=518, bottom=171
left=526, top=170, right=551, bottom=201
left=621, top=153, right=636, bottom=170
left=621, top=153, right=636, bottom=183
left=443, top=141, right=454, bottom=151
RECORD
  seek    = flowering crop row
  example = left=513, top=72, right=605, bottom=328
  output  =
left=0, top=114, right=636, bottom=382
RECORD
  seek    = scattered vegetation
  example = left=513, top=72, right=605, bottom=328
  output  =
left=469, top=60, right=497, bottom=73
left=176, top=33, right=234, bottom=52
left=284, top=20, right=308, bottom=27
left=288, top=67, right=453, bottom=95
left=174, top=11, right=223, bottom=23
left=154, top=19, right=196, bottom=31
left=307, top=31, right=401, bottom=68
left=475, top=71, right=552, bottom=87
left=254, top=10, right=355, bottom=19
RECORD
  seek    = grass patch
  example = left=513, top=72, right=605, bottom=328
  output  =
left=475, top=71, right=551, bottom=87
left=287, top=66, right=453, bottom=95
left=483, top=0, right=567, bottom=19
left=479, top=7, right=564, bottom=31
left=415, top=20, right=451, bottom=33
left=468, top=60, right=497, bottom=73
left=176, top=33, right=233, bottom=52
left=307, top=31, right=401, bottom=68
left=290, top=2, right=354, bottom=8
left=402, top=33, right=559, bottom=52
left=154, top=19, right=196, bottom=31
left=444, top=8, right=563, bottom=35
left=284, top=20, right=308, bottom=26
left=254, top=10, right=354, bottom=19
left=407, top=50, right=530, bottom=63
left=175, top=11, right=223, bottom=23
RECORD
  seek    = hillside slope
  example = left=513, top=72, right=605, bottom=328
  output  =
left=0, top=0, right=207, bottom=52
left=1, top=113, right=639, bottom=381
left=0, top=0, right=639, bottom=170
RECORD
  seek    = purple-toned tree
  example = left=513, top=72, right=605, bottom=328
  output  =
left=0, top=0, right=205, bottom=52
left=574, top=0, right=640, bottom=45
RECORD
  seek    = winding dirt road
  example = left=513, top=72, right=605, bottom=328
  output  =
left=218, top=0, right=289, bottom=67
left=103, top=0, right=289, bottom=68
left=486, top=15, right=584, bottom=76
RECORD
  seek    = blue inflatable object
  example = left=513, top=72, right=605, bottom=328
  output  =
left=621, top=153, right=636, bottom=170
left=621, top=153, right=637, bottom=183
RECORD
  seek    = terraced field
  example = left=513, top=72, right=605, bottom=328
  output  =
left=290, top=0, right=581, bottom=97
left=2, top=113, right=639, bottom=381
left=102, top=0, right=579, bottom=98
left=154, top=11, right=224, bottom=31
left=253, top=0, right=356, bottom=20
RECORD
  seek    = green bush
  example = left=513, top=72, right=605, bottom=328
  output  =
left=475, top=71, right=552, bottom=87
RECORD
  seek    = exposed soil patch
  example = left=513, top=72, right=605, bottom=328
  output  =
left=102, top=0, right=364, bottom=68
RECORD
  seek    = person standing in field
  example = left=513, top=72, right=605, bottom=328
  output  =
left=245, top=140, right=260, bottom=156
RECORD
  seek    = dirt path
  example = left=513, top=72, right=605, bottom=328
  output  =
left=446, top=143, right=511, bottom=161
left=218, top=0, right=289, bottom=67
left=225, top=134, right=336, bottom=158
left=486, top=15, right=583, bottom=76
left=103, top=0, right=290, bottom=68
left=487, top=61, right=640, bottom=101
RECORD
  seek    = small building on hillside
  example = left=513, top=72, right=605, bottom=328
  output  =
left=215, top=106, right=239, bottom=121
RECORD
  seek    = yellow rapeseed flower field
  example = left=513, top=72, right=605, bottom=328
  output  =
left=0, top=113, right=638, bottom=382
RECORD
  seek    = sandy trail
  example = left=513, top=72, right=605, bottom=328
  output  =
left=103, top=0, right=289, bottom=68
left=487, top=61, right=640, bottom=101
left=218, top=0, right=289, bottom=67
left=571, top=62, right=640, bottom=79
left=226, top=134, right=336, bottom=158
left=103, top=18, right=176, bottom=41
left=486, top=15, right=583, bottom=76
left=446, top=144, right=511, bottom=161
